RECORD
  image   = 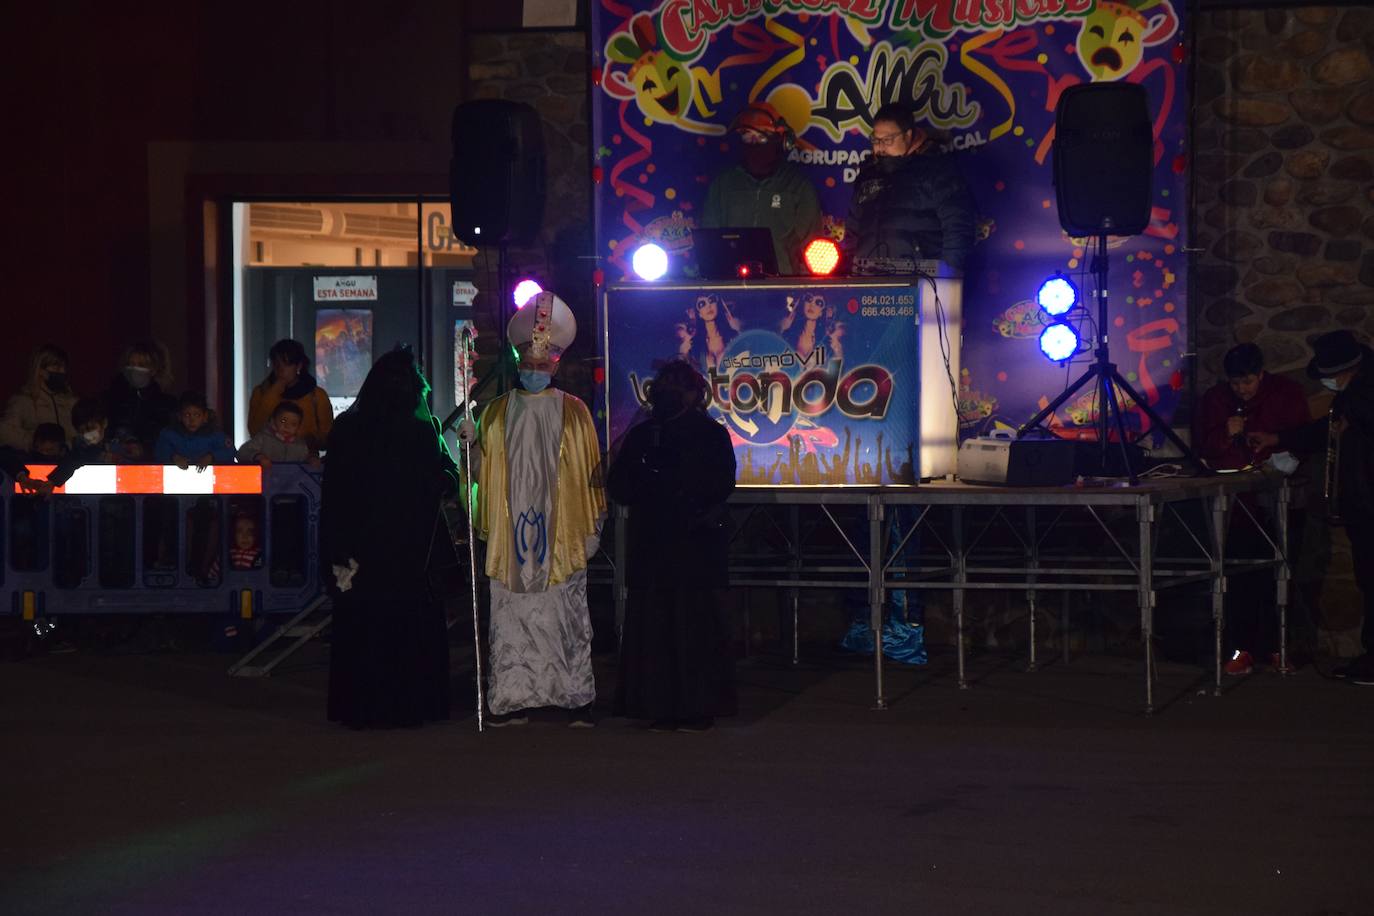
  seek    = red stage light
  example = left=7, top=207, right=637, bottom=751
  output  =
left=803, top=238, right=840, bottom=276
left=736, top=264, right=751, bottom=278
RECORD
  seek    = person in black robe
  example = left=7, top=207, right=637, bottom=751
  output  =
left=609, top=359, right=737, bottom=731
left=322, top=349, right=458, bottom=728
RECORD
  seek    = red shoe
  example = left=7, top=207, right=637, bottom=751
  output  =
left=1270, top=652, right=1298, bottom=674
left=1224, top=650, right=1254, bottom=676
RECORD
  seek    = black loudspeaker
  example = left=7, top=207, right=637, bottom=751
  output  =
left=1053, top=83, right=1153, bottom=236
left=449, top=100, right=545, bottom=247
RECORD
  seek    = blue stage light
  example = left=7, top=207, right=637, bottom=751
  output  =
left=1036, top=274, right=1078, bottom=317
left=1039, top=322, right=1080, bottom=362
left=631, top=243, right=669, bottom=281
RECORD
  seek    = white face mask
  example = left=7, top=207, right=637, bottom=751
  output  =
left=1267, top=451, right=1298, bottom=476
left=1320, top=377, right=1342, bottom=392
left=82, top=429, right=103, bottom=445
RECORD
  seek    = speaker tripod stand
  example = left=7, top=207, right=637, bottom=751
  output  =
left=1017, top=233, right=1199, bottom=485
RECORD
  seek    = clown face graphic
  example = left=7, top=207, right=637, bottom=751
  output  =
left=1076, top=0, right=1178, bottom=81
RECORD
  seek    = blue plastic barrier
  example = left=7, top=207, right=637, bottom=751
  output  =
left=2, top=465, right=321, bottom=619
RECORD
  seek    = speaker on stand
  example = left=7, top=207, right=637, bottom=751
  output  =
left=1018, top=83, right=1199, bottom=481
left=449, top=99, right=547, bottom=386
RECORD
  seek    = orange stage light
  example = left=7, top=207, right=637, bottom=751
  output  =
left=803, top=238, right=840, bottom=276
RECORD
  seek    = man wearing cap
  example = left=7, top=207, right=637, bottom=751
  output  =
left=1251, top=330, right=1374, bottom=684
left=463, top=292, right=606, bottom=724
left=699, top=101, right=822, bottom=276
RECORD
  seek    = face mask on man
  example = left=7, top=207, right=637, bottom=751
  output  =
left=45, top=372, right=69, bottom=393
left=1321, top=377, right=1344, bottom=392
left=740, top=140, right=783, bottom=177
left=123, top=366, right=153, bottom=389
left=519, top=370, right=552, bottom=393
left=81, top=429, right=103, bottom=445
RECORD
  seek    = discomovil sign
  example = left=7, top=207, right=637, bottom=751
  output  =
left=605, top=281, right=920, bottom=485
left=591, top=0, right=1189, bottom=440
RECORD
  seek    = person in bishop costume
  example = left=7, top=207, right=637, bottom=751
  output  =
left=470, top=292, right=605, bottom=727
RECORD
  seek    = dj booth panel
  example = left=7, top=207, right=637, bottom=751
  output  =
left=601, top=271, right=962, bottom=485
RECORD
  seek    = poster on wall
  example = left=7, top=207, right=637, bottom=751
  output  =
left=591, top=0, right=1189, bottom=442
left=606, top=282, right=917, bottom=485
left=315, top=310, right=374, bottom=409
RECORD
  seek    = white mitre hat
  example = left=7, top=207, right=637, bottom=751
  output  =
left=508, top=291, right=577, bottom=360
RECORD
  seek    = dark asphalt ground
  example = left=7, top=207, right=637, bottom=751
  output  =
left=3, top=639, right=1372, bottom=916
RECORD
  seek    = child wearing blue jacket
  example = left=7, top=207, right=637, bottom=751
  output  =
left=154, top=391, right=235, bottom=468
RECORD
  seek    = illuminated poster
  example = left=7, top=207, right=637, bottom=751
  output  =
left=591, top=0, right=1188, bottom=441
left=606, top=282, right=917, bottom=485
left=315, top=310, right=373, bottom=397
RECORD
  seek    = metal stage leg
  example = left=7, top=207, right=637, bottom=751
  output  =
left=615, top=504, right=628, bottom=643
left=1138, top=499, right=1157, bottom=715
left=869, top=495, right=887, bottom=710
left=790, top=505, right=801, bottom=667
left=954, top=506, right=968, bottom=691
left=1277, top=482, right=1291, bottom=675
left=1209, top=492, right=1228, bottom=696
left=1061, top=590, right=1071, bottom=665
left=1026, top=507, right=1039, bottom=673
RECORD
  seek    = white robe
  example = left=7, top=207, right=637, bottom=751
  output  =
left=486, top=390, right=596, bottom=714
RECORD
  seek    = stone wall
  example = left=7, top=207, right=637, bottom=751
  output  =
left=1193, top=5, right=1372, bottom=653
left=465, top=30, right=598, bottom=402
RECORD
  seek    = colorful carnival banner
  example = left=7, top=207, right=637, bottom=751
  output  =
left=606, top=281, right=919, bottom=485
left=591, top=0, right=1189, bottom=441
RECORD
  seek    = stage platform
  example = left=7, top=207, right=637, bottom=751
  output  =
left=613, top=472, right=1291, bottom=714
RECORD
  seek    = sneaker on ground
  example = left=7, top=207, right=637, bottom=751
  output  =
left=676, top=717, right=714, bottom=733
left=1223, top=650, right=1254, bottom=677
left=486, top=710, right=528, bottom=728
left=567, top=705, right=596, bottom=728
left=1348, top=656, right=1374, bottom=686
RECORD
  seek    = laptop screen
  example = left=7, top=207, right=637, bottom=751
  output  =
left=692, top=227, right=779, bottom=279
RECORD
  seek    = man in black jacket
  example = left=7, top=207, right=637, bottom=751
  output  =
left=1253, top=330, right=1374, bottom=684
left=843, top=103, right=976, bottom=273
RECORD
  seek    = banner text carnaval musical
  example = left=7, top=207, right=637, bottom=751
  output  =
left=591, top=0, right=1189, bottom=441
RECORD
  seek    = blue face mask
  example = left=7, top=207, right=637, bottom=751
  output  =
left=520, top=370, right=552, bottom=393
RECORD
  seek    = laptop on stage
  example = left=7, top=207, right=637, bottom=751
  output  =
left=692, top=227, right=779, bottom=279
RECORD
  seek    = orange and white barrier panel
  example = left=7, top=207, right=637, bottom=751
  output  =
left=18, top=465, right=263, bottom=496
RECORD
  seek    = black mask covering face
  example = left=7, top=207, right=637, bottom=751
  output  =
left=45, top=371, right=69, bottom=393
left=874, top=153, right=906, bottom=175
left=740, top=139, right=784, bottom=178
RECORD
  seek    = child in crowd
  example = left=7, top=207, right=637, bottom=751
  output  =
left=47, top=399, right=117, bottom=487
left=154, top=392, right=235, bottom=468
left=230, top=515, right=263, bottom=570
left=236, top=401, right=317, bottom=468
left=30, top=423, right=67, bottom=459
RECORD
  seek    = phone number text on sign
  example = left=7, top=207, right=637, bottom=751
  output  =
left=860, top=294, right=917, bottom=318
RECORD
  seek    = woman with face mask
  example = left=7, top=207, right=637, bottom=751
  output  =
left=102, top=340, right=177, bottom=460
left=842, top=103, right=976, bottom=274
left=0, top=343, right=79, bottom=451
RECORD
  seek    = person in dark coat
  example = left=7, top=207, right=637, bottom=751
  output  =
left=103, top=341, right=177, bottom=460
left=843, top=103, right=976, bottom=272
left=609, top=359, right=738, bottom=732
left=1253, top=331, right=1374, bottom=684
left=322, top=348, right=459, bottom=728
